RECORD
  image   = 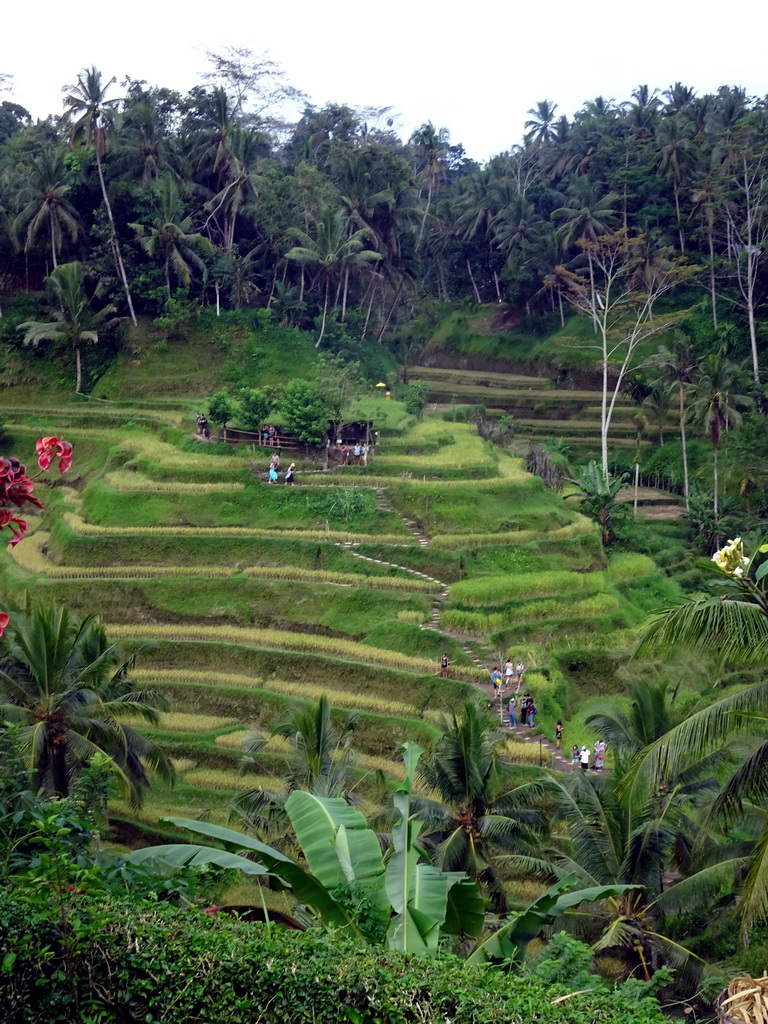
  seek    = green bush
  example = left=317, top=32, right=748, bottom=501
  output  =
left=0, top=894, right=667, bottom=1024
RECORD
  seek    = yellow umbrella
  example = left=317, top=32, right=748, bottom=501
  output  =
left=375, top=382, right=387, bottom=387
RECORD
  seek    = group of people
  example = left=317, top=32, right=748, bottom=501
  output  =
left=506, top=692, right=536, bottom=728
left=266, top=450, right=295, bottom=484
left=571, top=739, right=607, bottom=772
left=337, top=440, right=369, bottom=466
left=491, top=658, right=525, bottom=694
left=195, top=414, right=211, bottom=439
left=261, top=424, right=281, bottom=447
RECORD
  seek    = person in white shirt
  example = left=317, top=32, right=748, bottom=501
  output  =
left=579, top=746, right=591, bottom=772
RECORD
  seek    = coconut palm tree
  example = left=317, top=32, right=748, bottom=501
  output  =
left=17, top=261, right=120, bottom=393
left=655, top=115, right=698, bottom=252
left=12, top=147, right=81, bottom=270
left=0, top=600, right=172, bottom=804
left=651, top=333, right=699, bottom=510
left=410, top=122, right=450, bottom=251
left=545, top=767, right=732, bottom=981
left=636, top=537, right=768, bottom=937
left=62, top=66, right=137, bottom=325
left=285, top=205, right=382, bottom=346
left=231, top=696, right=358, bottom=842
left=130, top=175, right=213, bottom=299
left=409, top=701, right=552, bottom=912
left=688, top=353, right=752, bottom=516
left=524, top=100, right=559, bottom=149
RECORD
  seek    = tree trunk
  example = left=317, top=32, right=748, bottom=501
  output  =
left=679, top=383, right=690, bottom=511
left=708, top=226, right=718, bottom=332
left=341, top=266, right=349, bottom=323
left=634, top=460, right=640, bottom=517
left=315, top=279, right=329, bottom=348
left=49, top=208, right=58, bottom=270
left=361, top=274, right=378, bottom=339
left=75, top=344, right=82, bottom=394
left=466, top=259, right=482, bottom=304
left=493, top=270, right=502, bottom=303
left=673, top=183, right=685, bottom=253
left=417, top=183, right=432, bottom=251
left=215, top=280, right=221, bottom=317
left=713, top=443, right=719, bottom=518
left=52, top=740, right=70, bottom=799
left=600, top=334, right=610, bottom=483
left=95, top=147, right=138, bottom=326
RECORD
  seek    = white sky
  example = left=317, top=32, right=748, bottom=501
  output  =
left=3, top=0, right=768, bottom=163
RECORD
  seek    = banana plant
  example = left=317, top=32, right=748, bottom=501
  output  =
left=466, top=873, right=643, bottom=966
left=125, top=742, right=484, bottom=953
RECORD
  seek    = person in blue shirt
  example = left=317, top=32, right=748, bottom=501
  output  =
left=491, top=666, right=503, bottom=697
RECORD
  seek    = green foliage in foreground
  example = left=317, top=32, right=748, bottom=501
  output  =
left=0, top=896, right=668, bottom=1024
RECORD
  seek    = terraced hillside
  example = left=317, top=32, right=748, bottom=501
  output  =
left=0, top=385, right=687, bottom=838
left=409, top=366, right=676, bottom=449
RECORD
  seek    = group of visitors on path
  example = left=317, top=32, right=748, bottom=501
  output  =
left=337, top=440, right=369, bottom=466
left=195, top=414, right=211, bottom=439
left=571, top=739, right=607, bottom=772
left=266, top=449, right=295, bottom=484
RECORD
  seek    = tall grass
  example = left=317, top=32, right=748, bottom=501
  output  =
left=449, top=569, right=605, bottom=607
left=432, top=518, right=594, bottom=549
left=112, top=624, right=488, bottom=682
left=63, top=512, right=409, bottom=546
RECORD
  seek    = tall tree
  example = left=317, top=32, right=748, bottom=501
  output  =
left=62, top=67, right=138, bottom=325
left=556, top=231, right=690, bottom=480
left=12, top=147, right=81, bottom=270
left=721, top=121, right=768, bottom=384
left=651, top=333, right=698, bottom=510
left=130, top=175, right=212, bottom=299
left=285, top=205, right=381, bottom=346
left=688, top=352, right=752, bottom=516
left=410, top=122, right=450, bottom=251
left=18, top=262, right=120, bottom=393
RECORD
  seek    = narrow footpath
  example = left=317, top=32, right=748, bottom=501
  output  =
left=338, top=486, right=571, bottom=770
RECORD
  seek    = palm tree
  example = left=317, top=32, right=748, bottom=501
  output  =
left=113, top=102, right=170, bottom=190
left=524, top=100, right=559, bottom=149
left=637, top=537, right=768, bottom=937
left=410, top=701, right=551, bottom=911
left=546, top=767, right=730, bottom=980
left=62, top=66, right=137, bottom=325
left=688, top=353, right=752, bottom=516
left=655, top=116, right=698, bottom=252
left=651, top=333, right=699, bottom=510
left=0, top=600, right=172, bottom=803
left=130, top=176, right=213, bottom=299
left=12, top=147, right=81, bottom=270
left=18, top=262, right=120, bottom=393
left=285, top=206, right=382, bottom=346
left=642, top=383, right=672, bottom=447
left=410, top=122, right=450, bottom=251
left=232, top=696, right=358, bottom=841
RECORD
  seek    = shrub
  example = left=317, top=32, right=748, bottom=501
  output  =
left=238, top=386, right=276, bottom=431
left=0, top=895, right=667, bottom=1024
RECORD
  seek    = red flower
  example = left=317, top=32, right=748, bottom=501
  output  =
left=203, top=906, right=221, bottom=915
left=0, top=509, right=28, bottom=546
left=0, top=613, right=9, bottom=637
left=36, top=437, right=73, bottom=475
